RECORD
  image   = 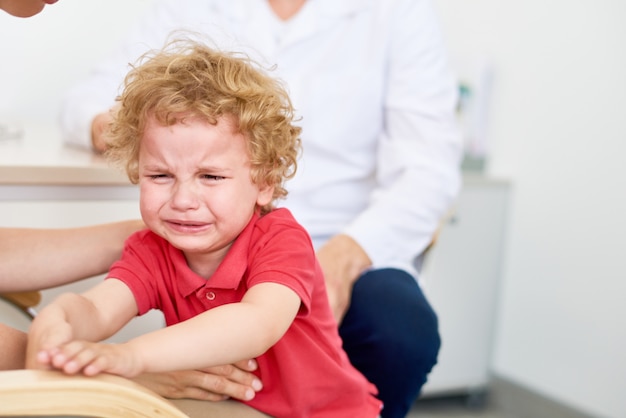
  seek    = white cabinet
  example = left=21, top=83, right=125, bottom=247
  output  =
left=419, top=176, right=510, bottom=397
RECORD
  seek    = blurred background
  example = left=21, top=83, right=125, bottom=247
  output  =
left=1, top=1, right=625, bottom=417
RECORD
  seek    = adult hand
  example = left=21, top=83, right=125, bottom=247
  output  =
left=132, top=359, right=263, bottom=402
left=91, top=111, right=114, bottom=153
left=316, top=234, right=372, bottom=323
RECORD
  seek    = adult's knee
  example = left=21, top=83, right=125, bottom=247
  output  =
left=342, top=268, right=440, bottom=367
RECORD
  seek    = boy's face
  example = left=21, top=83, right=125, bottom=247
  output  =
left=138, top=114, right=273, bottom=273
left=0, top=0, right=58, bottom=17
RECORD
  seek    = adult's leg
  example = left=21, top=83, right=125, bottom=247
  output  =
left=339, top=268, right=440, bottom=418
left=0, top=324, right=27, bottom=370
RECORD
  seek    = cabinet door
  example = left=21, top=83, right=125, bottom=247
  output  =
left=419, top=180, right=510, bottom=396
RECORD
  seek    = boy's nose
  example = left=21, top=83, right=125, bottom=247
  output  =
left=170, top=181, right=201, bottom=210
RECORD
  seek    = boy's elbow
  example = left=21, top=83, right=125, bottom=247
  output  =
left=251, top=312, right=299, bottom=355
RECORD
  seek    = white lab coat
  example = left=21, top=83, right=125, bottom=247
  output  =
left=61, top=0, right=463, bottom=277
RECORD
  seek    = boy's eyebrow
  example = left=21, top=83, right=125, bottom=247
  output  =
left=141, top=164, right=233, bottom=173
left=197, top=164, right=232, bottom=173
left=140, top=164, right=169, bottom=172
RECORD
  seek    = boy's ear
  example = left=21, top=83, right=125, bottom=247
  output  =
left=257, top=184, right=275, bottom=207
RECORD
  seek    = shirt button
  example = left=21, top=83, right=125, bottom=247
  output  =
left=206, top=291, right=216, bottom=301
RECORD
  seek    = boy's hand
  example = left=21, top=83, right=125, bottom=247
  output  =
left=43, top=341, right=143, bottom=377
left=26, top=319, right=74, bottom=370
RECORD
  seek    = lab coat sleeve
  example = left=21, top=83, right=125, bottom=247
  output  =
left=59, top=0, right=195, bottom=149
left=343, top=0, right=463, bottom=271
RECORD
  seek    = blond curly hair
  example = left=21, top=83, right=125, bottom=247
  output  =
left=106, top=38, right=302, bottom=214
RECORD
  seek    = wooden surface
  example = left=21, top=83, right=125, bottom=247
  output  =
left=0, top=369, right=274, bottom=418
left=0, top=369, right=189, bottom=418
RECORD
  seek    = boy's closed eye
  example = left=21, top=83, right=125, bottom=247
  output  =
left=200, top=174, right=225, bottom=181
left=148, top=174, right=171, bottom=181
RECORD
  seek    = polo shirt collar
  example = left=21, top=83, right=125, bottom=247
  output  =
left=178, top=211, right=260, bottom=297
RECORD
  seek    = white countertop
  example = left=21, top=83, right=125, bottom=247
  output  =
left=0, top=126, right=508, bottom=190
left=0, top=126, right=130, bottom=186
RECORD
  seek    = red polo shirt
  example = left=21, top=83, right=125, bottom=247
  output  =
left=108, top=208, right=382, bottom=418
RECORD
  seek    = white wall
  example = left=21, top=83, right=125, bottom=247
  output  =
left=2, top=1, right=625, bottom=417
left=434, top=1, right=626, bottom=417
left=0, top=0, right=155, bottom=126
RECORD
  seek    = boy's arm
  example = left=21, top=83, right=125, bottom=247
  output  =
left=42, top=282, right=301, bottom=377
left=26, top=279, right=138, bottom=370
left=126, top=282, right=301, bottom=373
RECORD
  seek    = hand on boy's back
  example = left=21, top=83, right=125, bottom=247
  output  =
left=132, top=359, right=264, bottom=402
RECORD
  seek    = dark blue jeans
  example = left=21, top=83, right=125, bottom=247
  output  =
left=339, top=268, right=440, bottom=418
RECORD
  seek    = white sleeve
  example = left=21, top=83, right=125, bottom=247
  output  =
left=59, top=0, right=198, bottom=149
left=343, top=0, right=463, bottom=270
